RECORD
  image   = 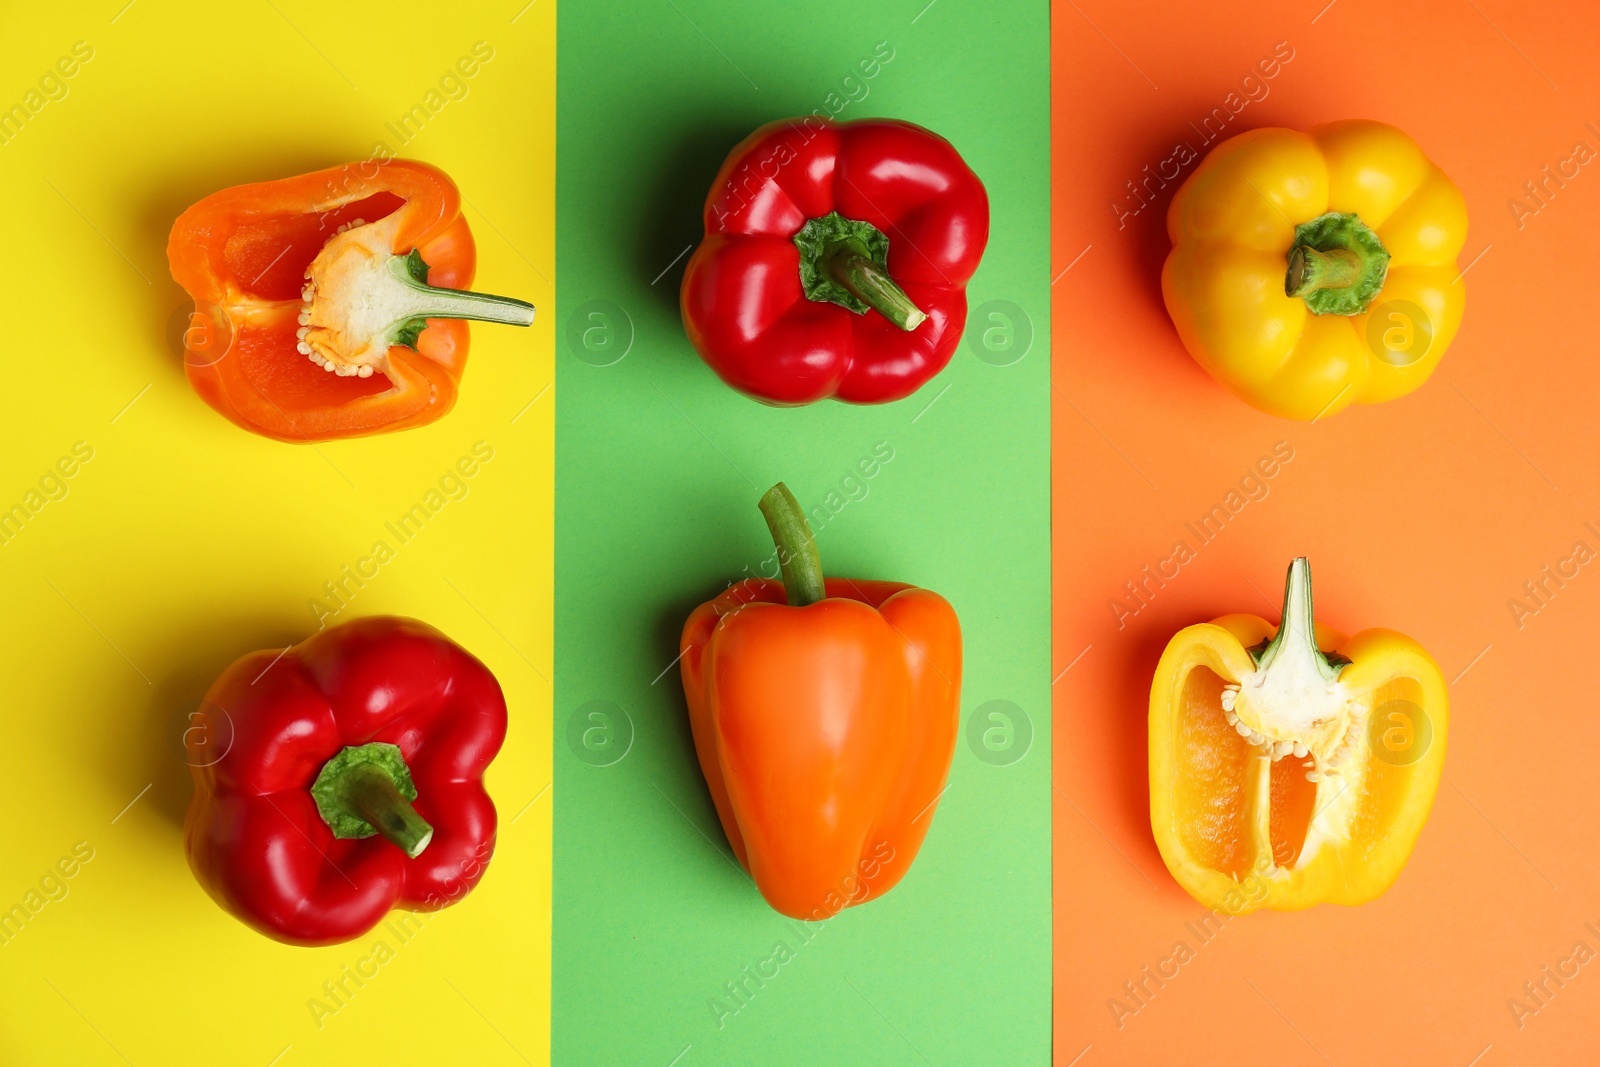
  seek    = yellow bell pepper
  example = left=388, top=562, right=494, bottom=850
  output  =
left=1162, top=120, right=1468, bottom=420
left=1149, top=559, right=1447, bottom=912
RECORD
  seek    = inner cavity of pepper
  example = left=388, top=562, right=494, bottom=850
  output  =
left=220, top=192, right=404, bottom=302
left=1171, top=666, right=1374, bottom=878
left=218, top=193, right=406, bottom=399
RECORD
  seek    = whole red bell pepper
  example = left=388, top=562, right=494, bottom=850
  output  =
left=681, top=118, right=989, bottom=405
left=168, top=159, right=535, bottom=442
left=184, top=616, right=506, bottom=946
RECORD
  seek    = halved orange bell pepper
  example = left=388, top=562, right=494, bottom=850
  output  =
left=1149, top=558, right=1447, bottom=912
left=168, top=159, right=534, bottom=442
left=679, top=484, right=961, bottom=920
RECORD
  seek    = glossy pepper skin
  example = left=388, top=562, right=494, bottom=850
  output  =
left=679, top=485, right=961, bottom=919
left=1163, top=121, right=1467, bottom=419
left=185, top=616, right=506, bottom=945
left=1149, top=560, right=1447, bottom=913
left=681, top=118, right=989, bottom=405
left=169, top=160, right=534, bottom=442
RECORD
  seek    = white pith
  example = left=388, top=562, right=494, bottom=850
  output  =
left=1221, top=643, right=1357, bottom=776
left=297, top=216, right=415, bottom=378
left=1215, top=561, right=1370, bottom=874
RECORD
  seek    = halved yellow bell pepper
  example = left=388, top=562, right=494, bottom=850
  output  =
left=1163, top=120, right=1468, bottom=420
left=1149, top=559, right=1447, bottom=912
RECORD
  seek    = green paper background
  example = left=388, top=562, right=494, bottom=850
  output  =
left=554, top=2, right=1051, bottom=1063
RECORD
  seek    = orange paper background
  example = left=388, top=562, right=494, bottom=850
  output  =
left=1051, top=1, right=1600, bottom=1063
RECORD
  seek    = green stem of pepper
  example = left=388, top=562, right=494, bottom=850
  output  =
left=1253, top=557, right=1345, bottom=683
left=333, top=762, right=434, bottom=858
left=822, top=244, right=928, bottom=331
left=383, top=251, right=536, bottom=348
left=792, top=212, right=927, bottom=332
left=758, top=482, right=825, bottom=607
left=1282, top=212, right=1390, bottom=316
left=1285, top=245, right=1362, bottom=298
left=310, top=742, right=434, bottom=858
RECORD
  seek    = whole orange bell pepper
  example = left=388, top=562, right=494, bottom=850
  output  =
left=679, top=483, right=961, bottom=920
left=168, top=159, right=534, bottom=442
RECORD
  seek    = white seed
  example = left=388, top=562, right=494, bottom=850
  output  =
left=1274, top=740, right=1294, bottom=757
left=1306, top=771, right=1323, bottom=783
left=1293, top=742, right=1308, bottom=758
left=1234, top=720, right=1251, bottom=737
left=322, top=361, right=335, bottom=372
left=298, top=312, right=311, bottom=326
left=358, top=365, right=373, bottom=378
left=1223, top=710, right=1239, bottom=726
left=351, top=218, right=365, bottom=226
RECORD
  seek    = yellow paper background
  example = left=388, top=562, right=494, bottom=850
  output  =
left=0, top=2, right=553, bottom=1064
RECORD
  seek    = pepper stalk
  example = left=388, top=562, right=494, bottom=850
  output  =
left=311, top=742, right=433, bottom=857
left=1221, top=558, right=1359, bottom=783
left=758, top=482, right=826, bottom=607
left=793, top=212, right=927, bottom=331
left=1283, top=212, right=1390, bottom=316
left=299, top=219, right=535, bottom=378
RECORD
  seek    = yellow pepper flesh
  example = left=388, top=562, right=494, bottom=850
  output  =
left=1148, top=560, right=1448, bottom=912
left=1162, top=120, right=1468, bottom=420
